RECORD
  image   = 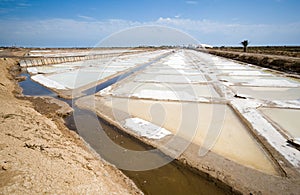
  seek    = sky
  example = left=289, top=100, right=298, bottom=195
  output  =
left=0, top=0, right=299, bottom=47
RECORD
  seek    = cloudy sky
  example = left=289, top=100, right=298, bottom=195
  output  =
left=0, top=0, right=299, bottom=47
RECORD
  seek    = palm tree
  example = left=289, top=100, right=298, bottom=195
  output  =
left=241, top=40, right=249, bottom=52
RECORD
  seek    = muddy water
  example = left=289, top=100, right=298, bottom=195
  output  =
left=19, top=73, right=228, bottom=195
left=19, top=73, right=55, bottom=97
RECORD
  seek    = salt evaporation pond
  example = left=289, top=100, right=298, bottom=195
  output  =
left=88, top=50, right=280, bottom=176
left=23, top=48, right=300, bottom=194
left=232, top=86, right=300, bottom=100
left=218, top=75, right=276, bottom=83
left=106, top=82, right=219, bottom=100
left=133, top=73, right=208, bottom=83
left=142, top=68, right=204, bottom=75
left=97, top=97, right=278, bottom=175
left=222, top=70, right=272, bottom=76
left=260, top=108, right=300, bottom=139
left=28, top=48, right=140, bottom=57
left=28, top=50, right=170, bottom=93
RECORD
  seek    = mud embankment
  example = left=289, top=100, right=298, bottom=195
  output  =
left=0, top=57, right=142, bottom=194
left=206, top=49, right=300, bottom=74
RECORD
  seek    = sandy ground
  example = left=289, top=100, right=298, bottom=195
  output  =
left=0, top=57, right=142, bottom=194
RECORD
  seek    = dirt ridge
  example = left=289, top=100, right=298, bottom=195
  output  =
left=0, top=57, right=143, bottom=194
left=206, top=49, right=300, bottom=74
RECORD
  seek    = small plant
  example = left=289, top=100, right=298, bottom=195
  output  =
left=241, top=40, right=249, bottom=52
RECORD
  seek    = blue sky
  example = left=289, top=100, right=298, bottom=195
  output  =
left=0, top=0, right=299, bottom=47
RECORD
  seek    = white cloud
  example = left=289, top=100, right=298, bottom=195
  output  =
left=0, top=18, right=139, bottom=46
left=154, top=17, right=300, bottom=45
left=100, top=25, right=198, bottom=47
left=0, top=17, right=299, bottom=47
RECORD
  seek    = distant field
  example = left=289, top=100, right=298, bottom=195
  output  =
left=206, top=46, right=300, bottom=74
left=212, top=46, right=300, bottom=58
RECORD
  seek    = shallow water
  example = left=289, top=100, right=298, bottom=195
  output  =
left=100, top=97, right=278, bottom=175
left=65, top=107, right=227, bottom=195
left=83, top=53, right=171, bottom=95
left=19, top=73, right=56, bottom=97
left=260, top=108, right=300, bottom=138
left=218, top=76, right=273, bottom=83
left=89, top=49, right=279, bottom=175
left=222, top=70, right=272, bottom=76
left=46, top=70, right=116, bottom=89
left=109, top=81, right=219, bottom=100
left=142, top=68, right=203, bottom=75
left=232, top=86, right=300, bottom=100
left=28, top=50, right=170, bottom=91
left=133, top=73, right=207, bottom=83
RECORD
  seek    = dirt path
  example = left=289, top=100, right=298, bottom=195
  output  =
left=0, top=57, right=142, bottom=194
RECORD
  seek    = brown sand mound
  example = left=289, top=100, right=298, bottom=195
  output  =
left=0, top=57, right=142, bottom=194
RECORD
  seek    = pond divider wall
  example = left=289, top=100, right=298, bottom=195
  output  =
left=19, top=54, right=115, bottom=67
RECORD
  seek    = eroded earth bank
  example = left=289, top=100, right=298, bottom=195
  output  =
left=0, top=54, right=142, bottom=194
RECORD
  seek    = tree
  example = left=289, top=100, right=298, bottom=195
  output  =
left=241, top=40, right=249, bottom=52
